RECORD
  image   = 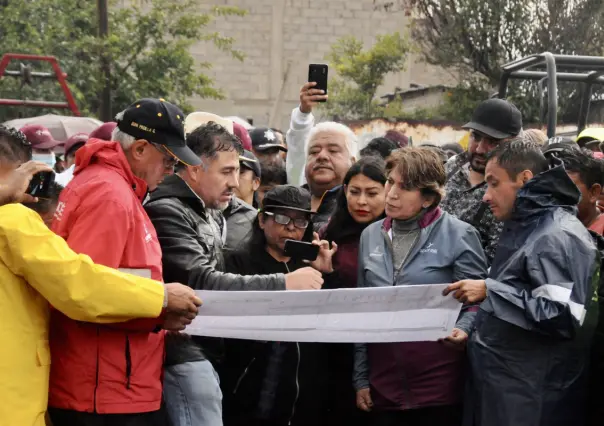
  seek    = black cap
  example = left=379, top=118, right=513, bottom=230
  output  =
left=463, top=99, right=522, bottom=139
left=116, top=98, right=201, bottom=166
left=249, top=127, right=287, bottom=152
left=240, top=150, right=261, bottom=178
left=262, top=185, right=313, bottom=214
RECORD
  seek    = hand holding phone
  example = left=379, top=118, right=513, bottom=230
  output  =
left=307, top=64, right=328, bottom=103
left=0, top=161, right=54, bottom=205
left=27, top=171, right=55, bottom=199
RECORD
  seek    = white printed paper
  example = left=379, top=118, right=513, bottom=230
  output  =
left=185, top=284, right=462, bottom=343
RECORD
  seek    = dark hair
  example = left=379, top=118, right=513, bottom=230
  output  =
left=0, top=125, right=32, bottom=165
left=550, top=147, right=604, bottom=189
left=385, top=147, right=446, bottom=205
left=360, top=137, right=399, bottom=160
left=185, top=121, right=243, bottom=161
left=247, top=208, right=314, bottom=253
left=487, top=138, right=549, bottom=178
left=260, top=163, right=287, bottom=186
left=441, top=143, right=464, bottom=155
left=323, top=156, right=387, bottom=243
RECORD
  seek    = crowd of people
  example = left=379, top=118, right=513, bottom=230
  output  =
left=1, top=79, right=604, bottom=426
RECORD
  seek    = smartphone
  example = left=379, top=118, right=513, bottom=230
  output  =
left=284, top=239, right=320, bottom=261
left=26, top=171, right=55, bottom=198
left=308, top=64, right=328, bottom=102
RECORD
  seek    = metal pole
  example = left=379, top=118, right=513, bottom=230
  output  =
left=543, top=52, right=558, bottom=138
left=98, top=0, right=111, bottom=121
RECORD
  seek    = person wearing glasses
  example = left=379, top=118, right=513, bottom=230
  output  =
left=222, top=184, right=336, bottom=426
left=145, top=125, right=325, bottom=426
left=440, top=98, right=523, bottom=264
left=47, top=98, right=202, bottom=426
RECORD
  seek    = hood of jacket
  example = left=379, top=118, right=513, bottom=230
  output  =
left=149, top=173, right=207, bottom=217
left=512, top=165, right=580, bottom=220
left=74, top=138, right=148, bottom=201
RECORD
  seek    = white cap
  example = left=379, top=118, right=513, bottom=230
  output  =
left=184, top=112, right=234, bottom=135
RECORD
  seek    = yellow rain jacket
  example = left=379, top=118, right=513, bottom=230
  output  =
left=0, top=204, right=165, bottom=426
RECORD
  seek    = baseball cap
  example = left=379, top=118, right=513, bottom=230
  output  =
left=64, top=133, right=89, bottom=157
left=89, top=122, right=117, bottom=141
left=463, top=99, right=522, bottom=140
left=262, top=185, right=313, bottom=214
left=184, top=112, right=234, bottom=136
left=240, top=150, right=261, bottom=178
left=20, top=125, right=62, bottom=150
left=233, top=122, right=253, bottom=151
left=250, top=127, right=287, bottom=152
left=116, top=98, right=201, bottom=166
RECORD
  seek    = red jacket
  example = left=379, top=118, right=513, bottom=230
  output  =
left=49, top=139, right=165, bottom=414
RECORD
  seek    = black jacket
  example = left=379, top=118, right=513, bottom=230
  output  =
left=303, top=184, right=339, bottom=232
left=464, top=166, right=600, bottom=426
left=223, top=197, right=257, bottom=255
left=222, top=246, right=330, bottom=426
left=144, top=174, right=286, bottom=366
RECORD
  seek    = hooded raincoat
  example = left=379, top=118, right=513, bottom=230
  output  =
left=465, top=166, right=600, bottom=426
left=0, top=204, right=164, bottom=426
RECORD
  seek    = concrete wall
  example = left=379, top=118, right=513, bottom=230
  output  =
left=187, top=0, right=455, bottom=131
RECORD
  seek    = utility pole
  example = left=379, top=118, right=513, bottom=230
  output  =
left=98, top=0, right=111, bottom=121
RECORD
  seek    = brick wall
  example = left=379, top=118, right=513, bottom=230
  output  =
left=177, top=0, right=453, bottom=130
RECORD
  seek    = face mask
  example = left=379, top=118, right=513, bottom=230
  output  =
left=33, top=152, right=56, bottom=169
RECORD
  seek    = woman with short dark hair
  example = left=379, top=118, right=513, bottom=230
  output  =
left=354, top=147, right=488, bottom=426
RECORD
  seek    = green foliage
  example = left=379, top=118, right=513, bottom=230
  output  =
left=319, top=32, right=412, bottom=120
left=412, top=0, right=604, bottom=124
left=0, top=0, right=244, bottom=121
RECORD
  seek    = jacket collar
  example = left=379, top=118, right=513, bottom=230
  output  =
left=382, top=206, right=442, bottom=231
left=149, top=174, right=207, bottom=217
left=511, top=165, right=580, bottom=221
left=74, top=139, right=148, bottom=201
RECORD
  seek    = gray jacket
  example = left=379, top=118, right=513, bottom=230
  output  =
left=353, top=208, right=488, bottom=409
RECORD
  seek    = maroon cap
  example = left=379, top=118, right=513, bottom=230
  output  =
left=384, top=129, right=409, bottom=148
left=64, top=133, right=89, bottom=156
left=89, top=121, right=117, bottom=141
left=233, top=122, right=252, bottom=151
left=20, top=124, right=62, bottom=150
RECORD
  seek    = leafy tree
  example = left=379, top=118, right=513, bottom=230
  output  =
left=320, top=32, right=412, bottom=120
left=411, top=0, right=604, bottom=123
left=0, top=0, right=244, bottom=121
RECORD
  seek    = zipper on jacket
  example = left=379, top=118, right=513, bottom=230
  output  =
left=125, top=335, right=132, bottom=389
left=93, top=327, right=100, bottom=412
left=288, top=343, right=301, bottom=426
left=233, top=357, right=256, bottom=394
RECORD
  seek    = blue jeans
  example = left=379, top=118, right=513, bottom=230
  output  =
left=163, top=360, right=223, bottom=426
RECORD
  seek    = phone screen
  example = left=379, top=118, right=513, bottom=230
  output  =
left=26, top=171, right=55, bottom=198
left=284, top=239, right=320, bottom=261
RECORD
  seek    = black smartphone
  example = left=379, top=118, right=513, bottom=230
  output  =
left=26, top=171, right=55, bottom=198
left=308, top=63, right=328, bottom=102
left=284, top=239, right=320, bottom=261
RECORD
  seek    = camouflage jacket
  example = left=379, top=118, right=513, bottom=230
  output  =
left=440, top=153, right=503, bottom=264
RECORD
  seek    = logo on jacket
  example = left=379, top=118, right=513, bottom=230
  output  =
left=420, top=242, right=437, bottom=254
left=143, top=223, right=153, bottom=243
left=369, top=247, right=383, bottom=258
left=54, top=201, right=66, bottom=222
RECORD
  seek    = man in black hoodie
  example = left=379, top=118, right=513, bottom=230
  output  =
left=144, top=122, right=323, bottom=426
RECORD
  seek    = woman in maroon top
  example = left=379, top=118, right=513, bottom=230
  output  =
left=319, top=156, right=386, bottom=426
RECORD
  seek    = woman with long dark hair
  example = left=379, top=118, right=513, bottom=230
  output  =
left=319, top=156, right=387, bottom=426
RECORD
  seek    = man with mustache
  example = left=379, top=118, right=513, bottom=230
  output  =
left=144, top=120, right=324, bottom=426
left=441, top=99, right=522, bottom=263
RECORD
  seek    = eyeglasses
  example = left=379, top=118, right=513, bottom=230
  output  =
left=470, top=131, right=501, bottom=148
left=151, top=143, right=179, bottom=169
left=264, top=211, right=309, bottom=229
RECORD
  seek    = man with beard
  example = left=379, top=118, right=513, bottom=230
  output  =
left=440, top=99, right=522, bottom=263
left=144, top=121, right=324, bottom=426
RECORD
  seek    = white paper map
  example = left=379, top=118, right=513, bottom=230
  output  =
left=185, top=284, right=462, bottom=343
